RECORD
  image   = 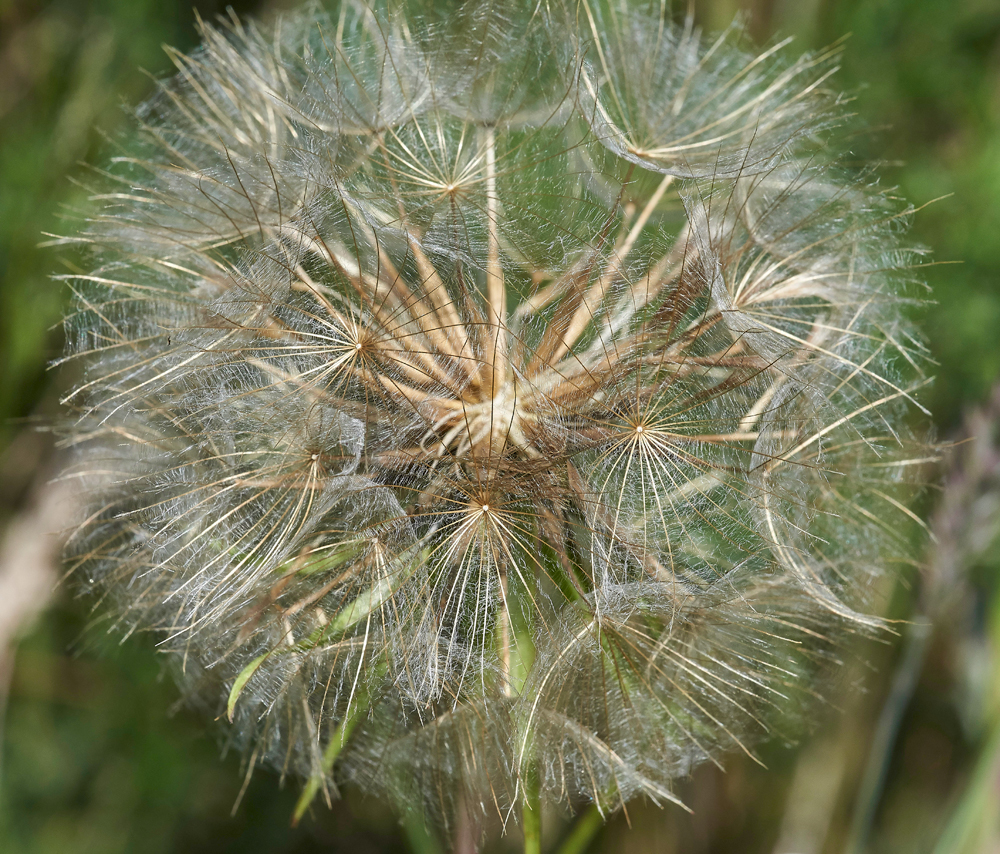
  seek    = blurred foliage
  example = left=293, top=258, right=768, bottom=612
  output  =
left=0, top=0, right=270, bottom=453
left=2, top=600, right=412, bottom=854
left=0, top=0, right=998, bottom=852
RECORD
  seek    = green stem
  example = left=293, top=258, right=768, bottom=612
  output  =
left=523, top=763, right=542, bottom=854
left=554, top=805, right=603, bottom=854
left=403, top=811, right=445, bottom=854
left=932, top=725, right=1000, bottom=854
left=844, top=618, right=931, bottom=854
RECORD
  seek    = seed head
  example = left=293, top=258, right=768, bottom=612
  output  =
left=61, top=0, right=929, bottom=834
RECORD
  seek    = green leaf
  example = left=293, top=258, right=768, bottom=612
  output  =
left=226, top=652, right=269, bottom=723
left=292, top=692, right=369, bottom=826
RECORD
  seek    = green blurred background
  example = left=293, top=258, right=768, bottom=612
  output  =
left=1, top=0, right=999, bottom=851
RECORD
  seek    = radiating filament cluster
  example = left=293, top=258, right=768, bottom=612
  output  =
left=62, top=0, right=929, bottom=832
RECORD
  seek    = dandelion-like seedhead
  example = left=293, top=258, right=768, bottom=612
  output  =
left=61, top=0, right=929, bottom=835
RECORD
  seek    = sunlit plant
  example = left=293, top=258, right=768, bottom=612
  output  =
left=61, top=0, right=929, bottom=848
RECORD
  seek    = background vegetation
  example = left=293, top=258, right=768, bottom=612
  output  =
left=0, top=0, right=998, bottom=851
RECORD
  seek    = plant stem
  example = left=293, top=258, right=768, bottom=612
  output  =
left=403, top=811, right=445, bottom=854
left=554, top=805, right=604, bottom=854
left=523, top=763, right=542, bottom=854
left=844, top=617, right=931, bottom=854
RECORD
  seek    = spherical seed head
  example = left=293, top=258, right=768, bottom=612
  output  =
left=62, top=0, right=930, bottom=834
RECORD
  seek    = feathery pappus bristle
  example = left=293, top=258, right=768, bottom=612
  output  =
left=59, top=0, right=931, bottom=838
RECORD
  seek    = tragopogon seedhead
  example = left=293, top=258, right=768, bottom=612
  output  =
left=61, top=0, right=930, bottom=840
